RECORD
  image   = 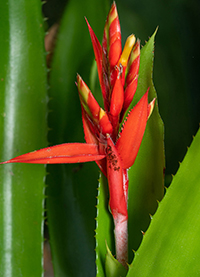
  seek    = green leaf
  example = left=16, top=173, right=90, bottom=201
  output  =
left=105, top=243, right=127, bottom=277
left=0, top=0, right=47, bottom=276
left=126, top=29, right=165, bottom=262
left=127, top=127, right=200, bottom=276
left=46, top=0, right=109, bottom=276
left=96, top=174, right=114, bottom=277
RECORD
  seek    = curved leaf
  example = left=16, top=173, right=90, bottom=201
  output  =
left=127, top=127, right=200, bottom=276
left=127, top=29, right=165, bottom=262
left=96, top=174, right=114, bottom=277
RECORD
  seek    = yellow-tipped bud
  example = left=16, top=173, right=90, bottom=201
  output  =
left=118, top=34, right=136, bottom=67
left=128, top=39, right=140, bottom=65
left=99, top=108, right=113, bottom=135
left=99, top=108, right=106, bottom=121
left=77, top=74, right=89, bottom=104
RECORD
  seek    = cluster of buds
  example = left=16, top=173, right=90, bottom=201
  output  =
left=1, top=2, right=155, bottom=268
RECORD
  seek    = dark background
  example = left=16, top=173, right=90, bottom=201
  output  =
left=43, top=0, right=200, bottom=181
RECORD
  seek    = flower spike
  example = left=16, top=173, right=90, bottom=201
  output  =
left=1, top=2, right=154, bottom=269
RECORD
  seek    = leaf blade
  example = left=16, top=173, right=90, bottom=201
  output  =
left=127, top=127, right=200, bottom=276
left=0, top=0, right=47, bottom=276
left=127, top=29, right=165, bottom=262
left=96, top=173, right=114, bottom=277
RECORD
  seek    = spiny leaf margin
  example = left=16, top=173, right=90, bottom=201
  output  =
left=127, top=127, right=200, bottom=276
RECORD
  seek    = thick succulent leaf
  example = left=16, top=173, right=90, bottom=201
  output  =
left=96, top=174, right=114, bottom=277
left=46, top=0, right=109, bottom=276
left=0, top=0, right=47, bottom=276
left=127, top=127, right=200, bottom=276
left=125, top=30, right=165, bottom=262
left=1, top=143, right=105, bottom=164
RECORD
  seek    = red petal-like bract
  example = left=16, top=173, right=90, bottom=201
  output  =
left=109, top=76, right=124, bottom=139
left=81, top=107, right=99, bottom=145
left=116, top=89, right=149, bottom=169
left=85, top=18, right=105, bottom=100
left=81, top=108, right=107, bottom=176
left=110, top=76, right=124, bottom=117
left=122, top=76, right=138, bottom=117
left=77, top=74, right=113, bottom=137
left=122, top=40, right=140, bottom=116
left=107, top=3, right=122, bottom=70
left=77, top=74, right=100, bottom=121
left=0, top=143, right=105, bottom=164
left=125, top=40, right=140, bottom=85
left=102, top=2, right=122, bottom=108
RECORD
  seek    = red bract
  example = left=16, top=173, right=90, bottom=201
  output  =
left=1, top=2, right=155, bottom=268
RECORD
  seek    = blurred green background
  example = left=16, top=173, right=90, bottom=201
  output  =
left=43, top=0, right=200, bottom=179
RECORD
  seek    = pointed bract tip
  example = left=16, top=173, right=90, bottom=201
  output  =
left=132, top=39, right=140, bottom=58
left=99, top=108, right=113, bottom=135
left=148, top=97, right=156, bottom=119
left=99, top=108, right=107, bottom=122
left=77, top=75, right=89, bottom=104
left=0, top=143, right=105, bottom=165
left=110, top=1, right=117, bottom=14
left=85, top=17, right=91, bottom=29
left=0, top=160, right=9, bottom=165
left=76, top=73, right=82, bottom=81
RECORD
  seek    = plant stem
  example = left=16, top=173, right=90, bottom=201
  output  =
left=114, top=213, right=128, bottom=269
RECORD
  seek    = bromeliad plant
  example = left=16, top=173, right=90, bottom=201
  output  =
left=1, top=2, right=155, bottom=269
left=2, top=0, right=200, bottom=276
